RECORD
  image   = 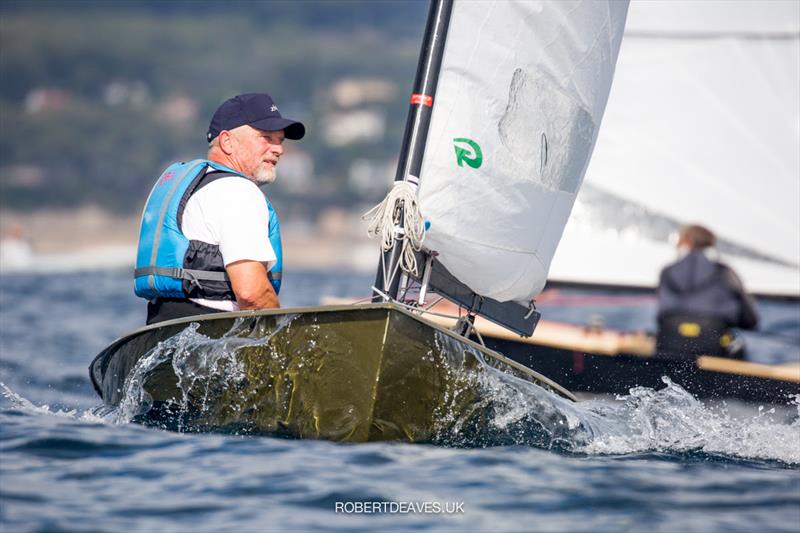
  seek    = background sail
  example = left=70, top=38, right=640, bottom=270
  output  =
left=417, top=0, right=629, bottom=303
left=549, top=0, right=800, bottom=297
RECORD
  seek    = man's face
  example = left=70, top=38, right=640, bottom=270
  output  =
left=228, top=125, right=285, bottom=184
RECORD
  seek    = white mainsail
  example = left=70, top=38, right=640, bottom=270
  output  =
left=549, top=0, right=800, bottom=296
left=416, top=0, right=629, bottom=304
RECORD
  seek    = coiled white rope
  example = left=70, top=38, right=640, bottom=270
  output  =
left=362, top=179, right=426, bottom=277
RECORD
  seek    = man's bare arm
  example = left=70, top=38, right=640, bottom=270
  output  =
left=226, top=259, right=280, bottom=310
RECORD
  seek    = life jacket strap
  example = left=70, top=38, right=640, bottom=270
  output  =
left=135, top=266, right=230, bottom=282
left=135, top=266, right=282, bottom=282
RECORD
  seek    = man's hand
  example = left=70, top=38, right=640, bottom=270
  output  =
left=226, top=259, right=280, bottom=310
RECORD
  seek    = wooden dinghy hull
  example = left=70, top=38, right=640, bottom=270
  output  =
left=89, top=303, right=574, bottom=442
left=497, top=341, right=800, bottom=405
left=420, top=314, right=800, bottom=404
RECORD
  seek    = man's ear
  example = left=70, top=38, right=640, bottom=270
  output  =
left=218, top=130, right=234, bottom=155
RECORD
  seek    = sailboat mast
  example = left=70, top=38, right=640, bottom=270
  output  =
left=372, top=0, right=453, bottom=301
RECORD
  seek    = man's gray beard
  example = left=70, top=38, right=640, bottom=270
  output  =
left=253, top=165, right=276, bottom=185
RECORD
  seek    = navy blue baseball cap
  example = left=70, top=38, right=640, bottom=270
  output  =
left=207, top=93, right=305, bottom=142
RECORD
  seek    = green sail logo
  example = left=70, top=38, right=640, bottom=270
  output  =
left=453, top=138, right=483, bottom=169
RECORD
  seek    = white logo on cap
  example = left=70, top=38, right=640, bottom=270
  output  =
left=270, top=105, right=278, bottom=112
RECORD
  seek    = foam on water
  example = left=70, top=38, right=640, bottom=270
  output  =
left=68, top=320, right=800, bottom=464
left=114, top=323, right=244, bottom=424
left=574, top=378, right=800, bottom=463
left=112, top=315, right=297, bottom=428
left=430, top=331, right=590, bottom=449
left=5, top=364, right=800, bottom=466
left=427, top=335, right=800, bottom=464
left=1, top=382, right=105, bottom=424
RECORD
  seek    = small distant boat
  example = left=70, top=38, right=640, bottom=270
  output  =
left=89, top=0, right=629, bottom=441
left=0, top=226, right=33, bottom=272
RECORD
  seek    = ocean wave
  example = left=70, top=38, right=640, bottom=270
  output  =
left=574, top=378, right=800, bottom=464
left=1, top=382, right=105, bottom=423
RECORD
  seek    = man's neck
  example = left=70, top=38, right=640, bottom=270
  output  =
left=207, top=150, right=231, bottom=169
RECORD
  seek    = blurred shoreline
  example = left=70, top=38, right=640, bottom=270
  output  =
left=0, top=206, right=377, bottom=273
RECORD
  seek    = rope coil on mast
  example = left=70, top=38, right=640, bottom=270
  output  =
left=362, top=178, right=426, bottom=278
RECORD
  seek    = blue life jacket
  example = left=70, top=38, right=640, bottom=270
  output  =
left=134, top=159, right=282, bottom=301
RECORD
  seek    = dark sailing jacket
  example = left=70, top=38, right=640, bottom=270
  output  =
left=656, top=249, right=758, bottom=330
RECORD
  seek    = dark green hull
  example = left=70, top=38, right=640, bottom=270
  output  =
left=90, top=303, right=574, bottom=442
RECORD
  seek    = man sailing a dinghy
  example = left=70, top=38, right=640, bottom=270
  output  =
left=134, top=93, right=305, bottom=325
left=656, top=224, right=759, bottom=360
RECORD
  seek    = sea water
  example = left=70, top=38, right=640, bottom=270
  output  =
left=1, top=270, right=799, bottom=532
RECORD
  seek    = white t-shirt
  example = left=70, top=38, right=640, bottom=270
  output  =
left=181, top=173, right=276, bottom=311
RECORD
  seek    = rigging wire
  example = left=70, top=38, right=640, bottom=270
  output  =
left=370, top=286, right=463, bottom=322
left=371, top=285, right=485, bottom=344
